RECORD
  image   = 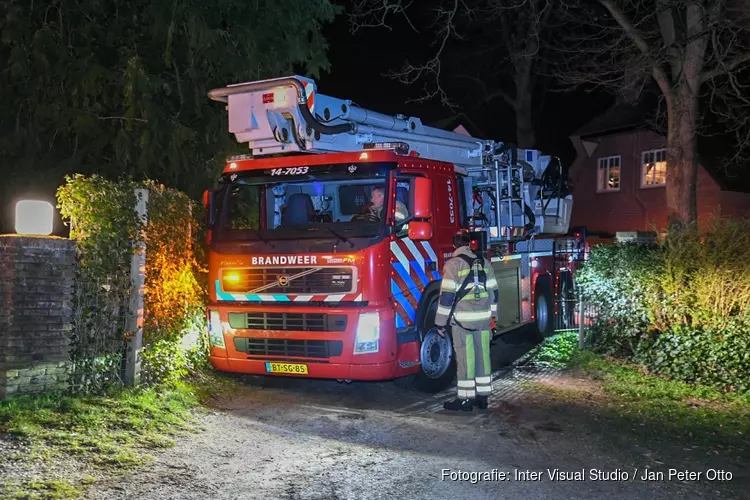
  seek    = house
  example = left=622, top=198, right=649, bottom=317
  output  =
left=568, top=97, right=750, bottom=237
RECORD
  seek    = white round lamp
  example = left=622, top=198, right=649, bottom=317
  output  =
left=15, top=200, right=54, bottom=236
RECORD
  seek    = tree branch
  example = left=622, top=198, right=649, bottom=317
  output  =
left=701, top=52, right=750, bottom=83
left=656, top=1, right=682, bottom=79
left=598, top=0, right=673, bottom=99
left=448, top=74, right=517, bottom=108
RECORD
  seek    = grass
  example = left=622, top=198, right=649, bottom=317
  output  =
left=0, top=370, right=238, bottom=499
left=0, top=479, right=83, bottom=500
left=524, top=332, right=750, bottom=463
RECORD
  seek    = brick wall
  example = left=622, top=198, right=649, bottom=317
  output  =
left=569, top=129, right=727, bottom=234
left=0, top=235, right=76, bottom=399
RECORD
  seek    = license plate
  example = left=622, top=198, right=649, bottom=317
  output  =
left=265, top=362, right=308, bottom=375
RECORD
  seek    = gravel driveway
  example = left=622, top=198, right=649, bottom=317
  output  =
left=85, top=362, right=745, bottom=500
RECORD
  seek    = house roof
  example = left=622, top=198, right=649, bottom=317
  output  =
left=429, top=112, right=486, bottom=139
left=573, top=94, right=661, bottom=138
left=573, top=96, right=750, bottom=193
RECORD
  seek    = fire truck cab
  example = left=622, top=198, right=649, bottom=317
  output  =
left=203, top=76, right=583, bottom=392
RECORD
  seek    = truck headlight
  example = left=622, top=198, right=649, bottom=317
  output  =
left=208, top=310, right=225, bottom=348
left=353, top=312, right=380, bottom=354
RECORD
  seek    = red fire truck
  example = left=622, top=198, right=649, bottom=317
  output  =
left=203, top=75, right=584, bottom=392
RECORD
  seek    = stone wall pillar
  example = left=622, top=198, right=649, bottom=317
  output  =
left=0, top=235, right=76, bottom=399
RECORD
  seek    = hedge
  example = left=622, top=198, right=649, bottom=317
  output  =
left=577, top=219, right=750, bottom=393
left=57, top=174, right=208, bottom=392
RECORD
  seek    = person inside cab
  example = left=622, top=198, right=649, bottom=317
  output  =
left=366, top=186, right=408, bottom=222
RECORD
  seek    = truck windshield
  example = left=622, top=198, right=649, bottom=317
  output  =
left=213, top=161, right=406, bottom=242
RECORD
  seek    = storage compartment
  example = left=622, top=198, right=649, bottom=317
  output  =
left=491, top=259, right=521, bottom=331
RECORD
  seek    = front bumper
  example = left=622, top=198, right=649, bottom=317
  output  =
left=206, top=303, right=421, bottom=381
left=209, top=356, right=401, bottom=380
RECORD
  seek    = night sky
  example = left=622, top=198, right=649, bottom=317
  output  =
left=1, top=7, right=618, bottom=236
left=316, top=12, right=615, bottom=166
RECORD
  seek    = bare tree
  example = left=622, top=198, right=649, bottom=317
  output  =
left=552, top=0, right=750, bottom=227
left=349, top=0, right=557, bottom=148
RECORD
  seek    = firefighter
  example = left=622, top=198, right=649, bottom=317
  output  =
left=368, top=187, right=408, bottom=222
left=435, top=230, right=498, bottom=411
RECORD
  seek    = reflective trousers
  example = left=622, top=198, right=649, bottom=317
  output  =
left=452, top=324, right=492, bottom=399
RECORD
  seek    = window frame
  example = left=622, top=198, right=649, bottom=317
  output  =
left=212, top=166, right=393, bottom=241
left=596, top=155, right=622, bottom=193
left=456, top=174, right=470, bottom=228
left=392, top=172, right=426, bottom=239
left=640, top=148, right=667, bottom=189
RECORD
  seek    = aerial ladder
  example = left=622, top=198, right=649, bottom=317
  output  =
left=208, top=75, right=573, bottom=242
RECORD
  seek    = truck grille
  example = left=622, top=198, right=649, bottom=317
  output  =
left=234, top=338, right=344, bottom=359
left=221, top=267, right=354, bottom=294
left=227, top=312, right=347, bottom=332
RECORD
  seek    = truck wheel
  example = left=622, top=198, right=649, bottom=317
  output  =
left=533, top=277, right=554, bottom=341
left=394, top=294, right=456, bottom=393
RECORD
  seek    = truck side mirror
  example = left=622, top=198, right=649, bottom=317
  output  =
left=202, top=189, right=216, bottom=229
left=408, top=221, right=433, bottom=241
left=411, top=177, right=432, bottom=219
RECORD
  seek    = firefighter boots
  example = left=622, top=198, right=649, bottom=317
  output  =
left=474, top=395, right=489, bottom=410
left=443, top=398, right=473, bottom=411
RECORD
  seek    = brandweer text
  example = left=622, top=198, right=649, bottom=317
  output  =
left=250, top=256, right=318, bottom=265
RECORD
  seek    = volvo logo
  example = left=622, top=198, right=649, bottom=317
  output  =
left=278, top=275, right=290, bottom=286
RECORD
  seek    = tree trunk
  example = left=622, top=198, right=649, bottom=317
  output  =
left=515, top=94, right=535, bottom=149
left=664, top=2, right=706, bottom=230
left=665, top=86, right=699, bottom=228
left=514, top=57, right=536, bottom=149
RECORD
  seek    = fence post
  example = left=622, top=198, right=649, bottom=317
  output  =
left=125, top=188, right=149, bottom=387
left=578, top=293, right=585, bottom=350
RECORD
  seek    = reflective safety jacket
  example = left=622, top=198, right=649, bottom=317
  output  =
left=435, top=245, right=499, bottom=331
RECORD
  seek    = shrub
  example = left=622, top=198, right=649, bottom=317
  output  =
left=578, top=218, right=750, bottom=394
left=57, top=175, right=207, bottom=392
left=141, top=181, right=207, bottom=346
left=640, top=320, right=750, bottom=393
left=659, top=218, right=750, bottom=330
left=576, top=241, right=664, bottom=358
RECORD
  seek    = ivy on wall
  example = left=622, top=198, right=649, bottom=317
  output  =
left=57, top=174, right=208, bottom=391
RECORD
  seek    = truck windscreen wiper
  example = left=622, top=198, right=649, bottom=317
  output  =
left=325, top=228, right=354, bottom=248
left=253, top=229, right=275, bottom=248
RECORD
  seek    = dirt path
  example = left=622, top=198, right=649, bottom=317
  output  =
left=85, top=369, right=745, bottom=500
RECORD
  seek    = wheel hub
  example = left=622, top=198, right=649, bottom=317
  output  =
left=420, top=329, right=453, bottom=379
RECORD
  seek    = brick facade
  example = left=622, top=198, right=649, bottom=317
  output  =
left=0, top=235, right=76, bottom=399
left=569, top=129, right=750, bottom=235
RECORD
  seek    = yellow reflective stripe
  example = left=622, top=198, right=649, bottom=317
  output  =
left=455, top=310, right=492, bottom=321
left=436, top=305, right=452, bottom=317
left=440, top=279, right=458, bottom=291
left=457, top=269, right=471, bottom=277
left=475, top=376, right=492, bottom=384
left=457, top=380, right=475, bottom=388
left=491, top=304, right=498, bottom=313
left=486, top=278, right=497, bottom=288
left=458, top=389, right=476, bottom=399
left=476, top=386, right=492, bottom=396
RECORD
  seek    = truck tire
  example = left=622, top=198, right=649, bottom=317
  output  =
left=394, top=293, right=456, bottom=393
left=533, top=277, right=554, bottom=342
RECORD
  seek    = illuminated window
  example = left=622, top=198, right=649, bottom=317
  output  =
left=642, top=149, right=667, bottom=187
left=597, top=156, right=621, bottom=192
